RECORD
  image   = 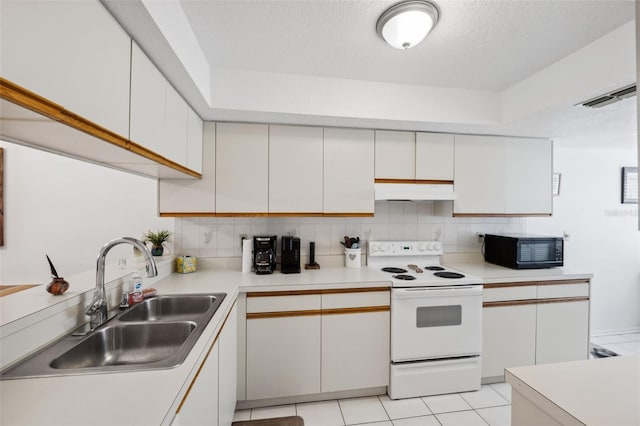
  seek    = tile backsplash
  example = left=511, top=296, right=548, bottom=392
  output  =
left=173, top=201, right=525, bottom=259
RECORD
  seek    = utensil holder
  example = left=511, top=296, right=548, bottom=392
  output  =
left=344, top=248, right=361, bottom=268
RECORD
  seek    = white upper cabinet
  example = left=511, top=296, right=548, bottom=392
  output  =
left=159, top=123, right=215, bottom=214
left=163, top=83, right=189, bottom=166
left=416, top=132, right=455, bottom=181
left=504, top=138, right=553, bottom=214
left=130, top=42, right=201, bottom=171
left=216, top=123, right=269, bottom=213
left=130, top=42, right=166, bottom=156
left=187, top=109, right=204, bottom=174
left=324, top=128, right=375, bottom=214
left=454, top=135, right=506, bottom=214
left=454, top=135, right=552, bottom=215
left=0, top=1, right=131, bottom=138
left=375, top=130, right=415, bottom=180
left=269, top=125, right=323, bottom=213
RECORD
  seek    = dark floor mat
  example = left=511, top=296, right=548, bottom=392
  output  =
left=232, top=415, right=304, bottom=426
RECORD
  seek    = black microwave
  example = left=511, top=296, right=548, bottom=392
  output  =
left=484, top=234, right=563, bottom=269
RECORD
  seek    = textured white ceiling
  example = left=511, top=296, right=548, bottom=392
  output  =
left=180, top=0, right=634, bottom=90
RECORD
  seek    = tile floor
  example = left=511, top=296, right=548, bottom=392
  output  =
left=233, top=383, right=511, bottom=426
left=234, top=332, right=640, bottom=426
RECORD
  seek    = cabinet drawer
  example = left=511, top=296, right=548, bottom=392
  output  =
left=247, top=294, right=321, bottom=313
left=322, top=290, right=390, bottom=310
left=483, top=285, right=537, bottom=303
left=537, top=283, right=589, bottom=299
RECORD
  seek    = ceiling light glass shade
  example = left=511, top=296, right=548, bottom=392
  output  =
left=376, top=0, right=439, bottom=49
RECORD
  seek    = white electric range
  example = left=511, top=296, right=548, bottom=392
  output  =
left=368, top=240, right=484, bottom=399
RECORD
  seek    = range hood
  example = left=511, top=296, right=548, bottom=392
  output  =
left=374, top=183, right=457, bottom=201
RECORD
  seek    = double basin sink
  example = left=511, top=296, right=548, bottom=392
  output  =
left=1, top=293, right=226, bottom=379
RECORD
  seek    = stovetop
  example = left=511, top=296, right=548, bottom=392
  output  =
left=368, top=240, right=483, bottom=287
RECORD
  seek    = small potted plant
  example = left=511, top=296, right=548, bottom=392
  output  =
left=143, top=229, right=171, bottom=256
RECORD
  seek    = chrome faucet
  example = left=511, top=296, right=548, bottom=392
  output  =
left=85, top=237, right=158, bottom=330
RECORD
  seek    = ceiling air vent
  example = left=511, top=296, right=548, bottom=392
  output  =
left=580, top=84, right=636, bottom=108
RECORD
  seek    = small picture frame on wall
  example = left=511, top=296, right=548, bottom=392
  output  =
left=621, top=166, right=638, bottom=204
left=552, top=173, right=561, bottom=196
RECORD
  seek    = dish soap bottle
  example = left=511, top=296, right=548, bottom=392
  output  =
left=130, top=272, right=144, bottom=304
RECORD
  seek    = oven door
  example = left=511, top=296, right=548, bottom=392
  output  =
left=391, top=285, right=482, bottom=362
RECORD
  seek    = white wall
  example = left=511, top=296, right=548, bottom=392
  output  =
left=0, top=141, right=172, bottom=284
left=174, top=201, right=525, bottom=258
left=526, top=145, right=640, bottom=335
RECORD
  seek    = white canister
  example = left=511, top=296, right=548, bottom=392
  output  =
left=344, top=248, right=362, bottom=268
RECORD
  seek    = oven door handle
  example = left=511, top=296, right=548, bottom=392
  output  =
left=392, top=286, right=483, bottom=298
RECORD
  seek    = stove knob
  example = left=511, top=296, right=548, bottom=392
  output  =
left=427, top=242, right=434, bottom=251
left=417, top=243, right=426, bottom=252
left=433, top=241, right=442, bottom=251
left=378, top=245, right=387, bottom=253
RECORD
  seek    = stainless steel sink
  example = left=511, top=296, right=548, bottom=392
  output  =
left=50, top=322, right=196, bottom=369
left=0, top=293, right=226, bottom=379
left=119, top=294, right=218, bottom=322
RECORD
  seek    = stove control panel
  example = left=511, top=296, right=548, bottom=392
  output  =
left=368, top=241, right=443, bottom=256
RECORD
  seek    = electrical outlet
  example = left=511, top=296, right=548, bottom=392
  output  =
left=477, top=233, right=485, bottom=243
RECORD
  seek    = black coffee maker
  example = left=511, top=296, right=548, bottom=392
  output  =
left=253, top=236, right=277, bottom=274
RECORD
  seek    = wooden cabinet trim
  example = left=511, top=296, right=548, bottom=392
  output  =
left=484, top=296, right=589, bottom=308
left=484, top=279, right=590, bottom=289
left=322, top=306, right=390, bottom=316
left=247, top=287, right=390, bottom=298
left=0, top=78, right=201, bottom=179
left=176, top=300, right=237, bottom=414
left=455, top=215, right=546, bottom=218
left=161, top=212, right=374, bottom=218
left=247, top=310, right=322, bottom=319
left=374, top=178, right=454, bottom=185
left=535, top=279, right=590, bottom=286
left=484, top=282, right=538, bottom=289
left=247, top=290, right=324, bottom=297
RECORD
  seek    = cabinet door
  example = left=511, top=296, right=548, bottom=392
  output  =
left=163, top=83, right=189, bottom=166
left=173, top=342, right=219, bottom=426
left=0, top=1, right=131, bottom=137
left=246, top=315, right=321, bottom=400
left=216, top=123, right=269, bottom=213
left=416, top=133, right=454, bottom=181
left=324, top=128, right=375, bottom=214
left=322, top=311, right=389, bottom=392
left=269, top=125, right=323, bottom=213
left=375, top=130, right=415, bottom=180
left=505, top=138, right=552, bottom=215
left=454, top=135, right=506, bottom=214
left=159, top=122, right=215, bottom=214
left=482, top=304, right=536, bottom=379
left=187, top=108, right=204, bottom=174
left=130, top=42, right=166, bottom=155
left=536, top=300, right=589, bottom=365
left=218, top=305, right=238, bottom=426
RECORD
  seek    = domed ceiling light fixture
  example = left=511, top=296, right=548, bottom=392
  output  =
left=376, top=0, right=440, bottom=50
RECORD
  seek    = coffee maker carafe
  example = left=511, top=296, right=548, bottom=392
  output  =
left=253, top=236, right=277, bottom=274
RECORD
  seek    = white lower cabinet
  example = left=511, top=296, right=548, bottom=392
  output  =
left=321, top=311, right=389, bottom=392
left=172, top=304, right=237, bottom=426
left=173, top=343, right=219, bottom=426
left=243, top=289, right=390, bottom=401
left=482, top=280, right=590, bottom=382
left=246, top=315, right=321, bottom=400
left=536, top=300, right=590, bottom=364
left=482, top=304, right=536, bottom=379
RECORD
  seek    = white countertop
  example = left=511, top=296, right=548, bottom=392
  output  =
left=443, top=258, right=593, bottom=284
left=0, top=264, right=391, bottom=426
left=506, top=355, right=640, bottom=426
left=0, top=260, right=592, bottom=425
